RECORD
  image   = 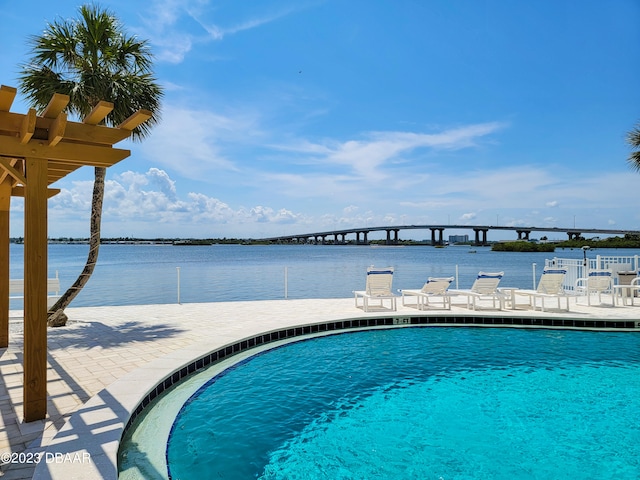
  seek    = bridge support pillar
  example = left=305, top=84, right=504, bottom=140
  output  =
left=356, top=231, right=369, bottom=245
left=430, top=228, right=445, bottom=246
left=516, top=230, right=531, bottom=240
left=474, top=228, right=489, bottom=246
left=385, top=229, right=400, bottom=245
left=567, top=232, right=582, bottom=240
left=332, top=234, right=346, bottom=245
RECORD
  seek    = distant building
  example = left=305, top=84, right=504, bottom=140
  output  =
left=449, top=234, right=469, bottom=244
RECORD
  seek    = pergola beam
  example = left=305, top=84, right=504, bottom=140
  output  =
left=83, top=100, right=113, bottom=125
left=20, top=109, right=36, bottom=144
left=118, top=109, right=152, bottom=131
left=11, top=186, right=60, bottom=198
left=0, top=136, right=131, bottom=166
left=0, top=85, right=16, bottom=112
left=41, top=93, right=69, bottom=119
left=0, top=111, right=133, bottom=146
left=47, top=112, right=67, bottom=147
left=46, top=160, right=80, bottom=173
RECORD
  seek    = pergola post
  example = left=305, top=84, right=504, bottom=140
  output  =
left=0, top=85, right=150, bottom=422
left=0, top=178, right=10, bottom=347
left=23, top=157, right=48, bottom=422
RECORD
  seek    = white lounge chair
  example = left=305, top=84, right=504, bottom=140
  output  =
left=575, top=270, right=613, bottom=306
left=449, top=271, right=505, bottom=310
left=514, top=268, right=569, bottom=311
left=614, top=274, right=640, bottom=305
left=354, top=266, right=397, bottom=312
left=400, top=277, right=454, bottom=310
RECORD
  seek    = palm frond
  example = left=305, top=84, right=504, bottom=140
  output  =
left=19, top=3, right=163, bottom=137
left=627, top=151, right=640, bottom=172
left=626, top=123, right=640, bottom=171
left=627, top=124, right=640, bottom=149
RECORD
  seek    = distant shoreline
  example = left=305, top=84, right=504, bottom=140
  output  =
left=9, top=235, right=640, bottom=249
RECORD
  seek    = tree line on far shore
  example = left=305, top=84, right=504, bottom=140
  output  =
left=493, top=234, right=640, bottom=252
left=10, top=234, right=640, bottom=250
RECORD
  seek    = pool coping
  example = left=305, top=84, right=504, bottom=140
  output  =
left=31, top=298, right=640, bottom=479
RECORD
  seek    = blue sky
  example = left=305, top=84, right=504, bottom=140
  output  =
left=1, top=0, right=639, bottom=240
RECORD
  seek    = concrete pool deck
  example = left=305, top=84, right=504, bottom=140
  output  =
left=0, top=296, right=638, bottom=479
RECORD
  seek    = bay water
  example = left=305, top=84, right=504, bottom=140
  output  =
left=9, top=243, right=637, bottom=308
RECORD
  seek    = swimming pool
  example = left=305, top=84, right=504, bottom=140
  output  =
left=119, top=327, right=640, bottom=479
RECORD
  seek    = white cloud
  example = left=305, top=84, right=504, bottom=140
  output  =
left=399, top=200, right=451, bottom=209
left=138, top=0, right=303, bottom=63
left=400, top=168, right=635, bottom=212
left=49, top=181, right=94, bottom=212
left=141, top=104, right=259, bottom=177
left=343, top=205, right=359, bottom=214
left=194, top=7, right=296, bottom=41
left=48, top=169, right=308, bottom=236
left=274, top=122, right=507, bottom=181
left=38, top=129, right=640, bottom=238
left=249, top=206, right=302, bottom=224
left=136, top=0, right=201, bottom=63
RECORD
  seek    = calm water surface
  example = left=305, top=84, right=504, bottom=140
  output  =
left=9, top=244, right=638, bottom=307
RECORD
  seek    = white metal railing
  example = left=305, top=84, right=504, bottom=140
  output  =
left=169, top=255, right=640, bottom=303
left=596, top=255, right=640, bottom=275
left=545, top=258, right=585, bottom=293
left=171, top=263, right=541, bottom=303
left=547, top=255, right=640, bottom=292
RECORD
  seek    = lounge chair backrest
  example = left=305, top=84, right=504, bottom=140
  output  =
left=421, top=277, right=454, bottom=294
left=470, top=271, right=503, bottom=294
left=587, top=270, right=612, bottom=291
left=537, top=268, right=567, bottom=294
left=365, top=267, right=394, bottom=297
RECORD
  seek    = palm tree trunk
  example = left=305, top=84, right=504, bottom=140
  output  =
left=47, top=167, right=105, bottom=326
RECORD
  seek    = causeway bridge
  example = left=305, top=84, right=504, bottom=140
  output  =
left=259, top=224, right=640, bottom=246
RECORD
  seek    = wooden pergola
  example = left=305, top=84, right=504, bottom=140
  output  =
left=0, top=85, right=150, bottom=422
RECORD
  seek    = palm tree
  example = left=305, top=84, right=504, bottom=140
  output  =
left=19, top=3, right=163, bottom=326
left=627, top=123, right=640, bottom=171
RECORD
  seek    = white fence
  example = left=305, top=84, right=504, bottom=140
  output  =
left=546, top=255, right=640, bottom=292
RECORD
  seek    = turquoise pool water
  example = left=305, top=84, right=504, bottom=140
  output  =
left=166, top=328, right=640, bottom=479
